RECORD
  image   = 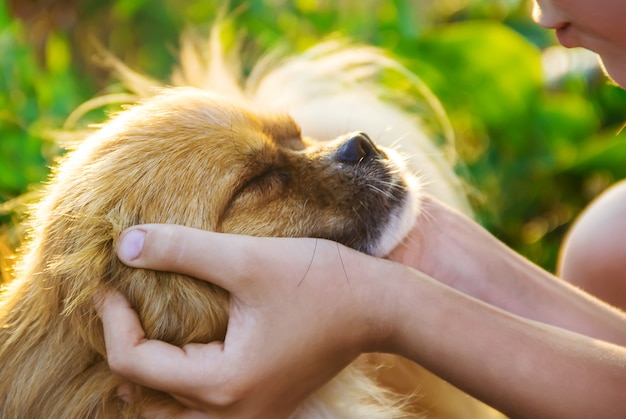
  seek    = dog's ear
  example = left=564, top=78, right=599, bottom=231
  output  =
left=260, top=114, right=305, bottom=150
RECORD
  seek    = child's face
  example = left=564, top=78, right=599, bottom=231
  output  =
left=533, top=0, right=626, bottom=87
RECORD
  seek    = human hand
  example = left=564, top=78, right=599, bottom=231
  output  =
left=96, top=226, right=399, bottom=418
left=387, top=196, right=626, bottom=346
left=387, top=196, right=484, bottom=295
left=387, top=195, right=522, bottom=304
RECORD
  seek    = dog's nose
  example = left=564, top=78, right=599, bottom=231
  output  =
left=337, top=132, right=384, bottom=163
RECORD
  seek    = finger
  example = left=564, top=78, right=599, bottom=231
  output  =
left=96, top=290, right=225, bottom=396
left=116, top=225, right=253, bottom=289
left=116, top=224, right=315, bottom=292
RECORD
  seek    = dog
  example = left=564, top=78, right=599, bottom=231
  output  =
left=0, top=30, right=502, bottom=418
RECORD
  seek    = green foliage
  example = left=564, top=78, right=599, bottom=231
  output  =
left=1, top=0, right=625, bottom=271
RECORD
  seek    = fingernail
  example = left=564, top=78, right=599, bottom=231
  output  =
left=118, top=229, right=145, bottom=261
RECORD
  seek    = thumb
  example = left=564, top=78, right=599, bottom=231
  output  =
left=116, top=224, right=251, bottom=292
left=116, top=224, right=320, bottom=295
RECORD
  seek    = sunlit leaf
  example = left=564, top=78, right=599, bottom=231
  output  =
left=566, top=131, right=626, bottom=176
left=45, top=33, right=71, bottom=75
left=415, top=21, right=543, bottom=131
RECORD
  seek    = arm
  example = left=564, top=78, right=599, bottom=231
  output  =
left=380, top=261, right=626, bottom=418
left=99, top=199, right=626, bottom=418
left=388, top=196, right=626, bottom=345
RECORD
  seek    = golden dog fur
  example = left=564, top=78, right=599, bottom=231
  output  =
left=0, top=32, right=502, bottom=418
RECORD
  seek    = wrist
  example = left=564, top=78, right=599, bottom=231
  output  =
left=387, top=196, right=491, bottom=300
left=345, top=252, right=414, bottom=353
left=372, top=261, right=465, bottom=362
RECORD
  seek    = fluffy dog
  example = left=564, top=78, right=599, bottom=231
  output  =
left=0, top=32, right=501, bottom=418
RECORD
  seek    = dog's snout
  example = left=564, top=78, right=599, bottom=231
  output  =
left=337, top=132, right=384, bottom=163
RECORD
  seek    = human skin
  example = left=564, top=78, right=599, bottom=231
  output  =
left=96, top=2, right=626, bottom=416
left=385, top=201, right=626, bottom=417
left=387, top=198, right=626, bottom=344
left=533, top=0, right=626, bottom=87
left=534, top=0, right=626, bottom=310
left=558, top=180, right=626, bottom=309
left=97, top=197, right=626, bottom=418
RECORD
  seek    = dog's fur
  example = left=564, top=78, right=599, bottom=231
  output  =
left=0, top=32, right=502, bottom=418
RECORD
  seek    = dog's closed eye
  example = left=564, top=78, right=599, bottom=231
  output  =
left=227, top=167, right=291, bottom=212
left=242, top=168, right=290, bottom=196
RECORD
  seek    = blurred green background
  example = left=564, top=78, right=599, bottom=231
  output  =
left=1, top=0, right=625, bottom=273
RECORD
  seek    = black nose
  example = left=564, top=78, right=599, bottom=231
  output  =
left=336, top=132, right=383, bottom=163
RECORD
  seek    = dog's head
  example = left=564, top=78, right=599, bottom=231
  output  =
left=102, top=88, right=419, bottom=253
left=2, top=86, right=422, bottom=416
left=31, top=87, right=419, bottom=348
